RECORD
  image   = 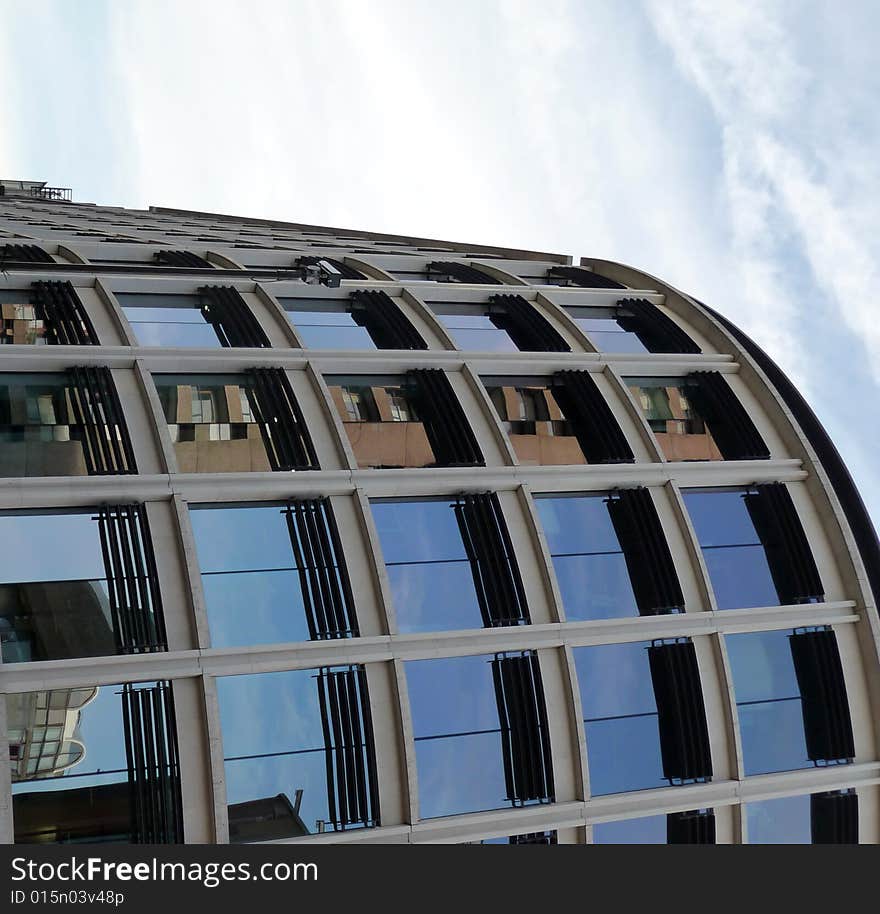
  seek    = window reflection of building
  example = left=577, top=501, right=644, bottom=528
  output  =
left=1, top=301, right=47, bottom=345
left=629, top=380, right=722, bottom=461
left=328, top=379, right=434, bottom=469
left=485, top=382, right=585, bottom=466
left=156, top=378, right=270, bottom=473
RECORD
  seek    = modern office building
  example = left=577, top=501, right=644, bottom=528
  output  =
left=0, top=177, right=878, bottom=845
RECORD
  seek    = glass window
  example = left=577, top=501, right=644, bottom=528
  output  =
left=0, top=289, right=48, bottom=345
left=327, top=375, right=436, bottom=469
left=746, top=795, right=812, bottom=844
left=0, top=511, right=115, bottom=663
left=371, top=499, right=483, bottom=632
left=428, top=303, right=520, bottom=352
left=534, top=495, right=638, bottom=621
left=592, top=815, right=668, bottom=844
left=7, top=681, right=171, bottom=844
left=190, top=502, right=355, bottom=646
left=154, top=374, right=270, bottom=473
left=568, top=308, right=649, bottom=354
left=117, top=292, right=221, bottom=347
left=484, top=378, right=586, bottom=466
left=726, top=629, right=812, bottom=775
left=683, top=488, right=779, bottom=610
left=626, top=377, right=721, bottom=461
left=217, top=667, right=377, bottom=841
left=0, top=373, right=114, bottom=478
left=279, top=298, right=377, bottom=350
left=406, top=653, right=551, bottom=819
left=574, top=641, right=684, bottom=795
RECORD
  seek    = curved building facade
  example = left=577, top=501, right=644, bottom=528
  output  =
left=0, top=178, right=878, bottom=845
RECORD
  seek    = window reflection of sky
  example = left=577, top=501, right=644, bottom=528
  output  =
left=726, top=630, right=811, bottom=775
left=535, top=495, right=639, bottom=621
left=592, top=814, right=667, bottom=843
left=0, top=512, right=104, bottom=584
left=747, top=794, right=811, bottom=843
left=574, top=642, right=667, bottom=796
left=372, top=499, right=482, bottom=632
left=407, top=654, right=523, bottom=819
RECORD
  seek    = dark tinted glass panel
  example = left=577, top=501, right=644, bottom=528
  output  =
left=190, top=505, right=311, bottom=646
left=371, top=499, right=481, bottom=632
left=406, top=654, right=546, bottom=819
left=535, top=495, right=638, bottom=621
left=279, top=298, right=377, bottom=350
left=7, top=682, right=159, bottom=844
left=574, top=641, right=667, bottom=795
left=428, top=304, right=519, bottom=353
left=327, top=377, right=436, bottom=469
left=0, top=373, right=111, bottom=477
left=726, top=630, right=811, bottom=775
left=627, top=378, right=721, bottom=461
left=154, top=374, right=270, bottom=473
left=0, top=290, right=47, bottom=344
left=0, top=511, right=115, bottom=662
left=217, top=668, right=372, bottom=840
left=592, top=815, right=667, bottom=844
left=117, top=292, right=220, bottom=348
left=570, top=311, right=649, bottom=354
left=683, top=489, right=779, bottom=610
left=747, top=795, right=811, bottom=844
left=484, top=380, right=586, bottom=466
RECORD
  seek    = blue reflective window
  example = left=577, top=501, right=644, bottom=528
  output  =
left=535, top=495, right=638, bottom=621
left=429, top=304, right=520, bottom=352
left=279, top=298, right=377, bottom=350
left=570, top=312, right=649, bottom=354
left=371, top=499, right=482, bottom=632
left=726, top=630, right=811, bottom=775
left=406, top=653, right=548, bottom=819
left=190, top=505, right=314, bottom=647
left=217, top=667, right=375, bottom=841
left=592, top=815, right=667, bottom=843
left=0, top=511, right=114, bottom=663
left=574, top=641, right=668, bottom=795
left=746, top=795, right=812, bottom=844
left=117, top=292, right=221, bottom=347
left=683, top=489, right=779, bottom=609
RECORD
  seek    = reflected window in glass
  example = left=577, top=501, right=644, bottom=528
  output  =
left=117, top=292, right=221, bottom=347
left=279, top=297, right=377, bottom=350
left=428, top=303, right=520, bottom=352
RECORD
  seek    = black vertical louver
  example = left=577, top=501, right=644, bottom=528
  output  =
left=315, top=666, right=380, bottom=830
left=406, top=369, right=484, bottom=467
left=452, top=493, right=530, bottom=627
left=31, top=280, right=99, bottom=345
left=283, top=498, right=358, bottom=640
left=95, top=503, right=167, bottom=653
left=426, top=261, right=502, bottom=284
left=743, top=483, right=825, bottom=605
left=647, top=639, right=713, bottom=782
left=684, top=371, right=770, bottom=460
left=121, top=681, right=183, bottom=844
left=154, top=250, right=214, bottom=269
left=811, top=790, right=858, bottom=844
left=349, top=289, right=427, bottom=350
left=1, top=243, right=55, bottom=264
left=606, top=488, right=684, bottom=615
left=197, top=285, right=270, bottom=348
left=547, top=266, right=626, bottom=289
left=295, top=255, right=365, bottom=280
left=491, top=652, right=554, bottom=804
left=615, top=298, right=701, bottom=354
left=66, top=366, right=137, bottom=474
left=488, top=294, right=571, bottom=352
left=667, top=809, right=715, bottom=844
left=789, top=628, right=855, bottom=763
left=244, top=367, right=319, bottom=471
left=551, top=369, right=635, bottom=464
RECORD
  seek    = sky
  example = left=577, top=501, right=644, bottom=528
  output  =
left=1, top=0, right=877, bottom=538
